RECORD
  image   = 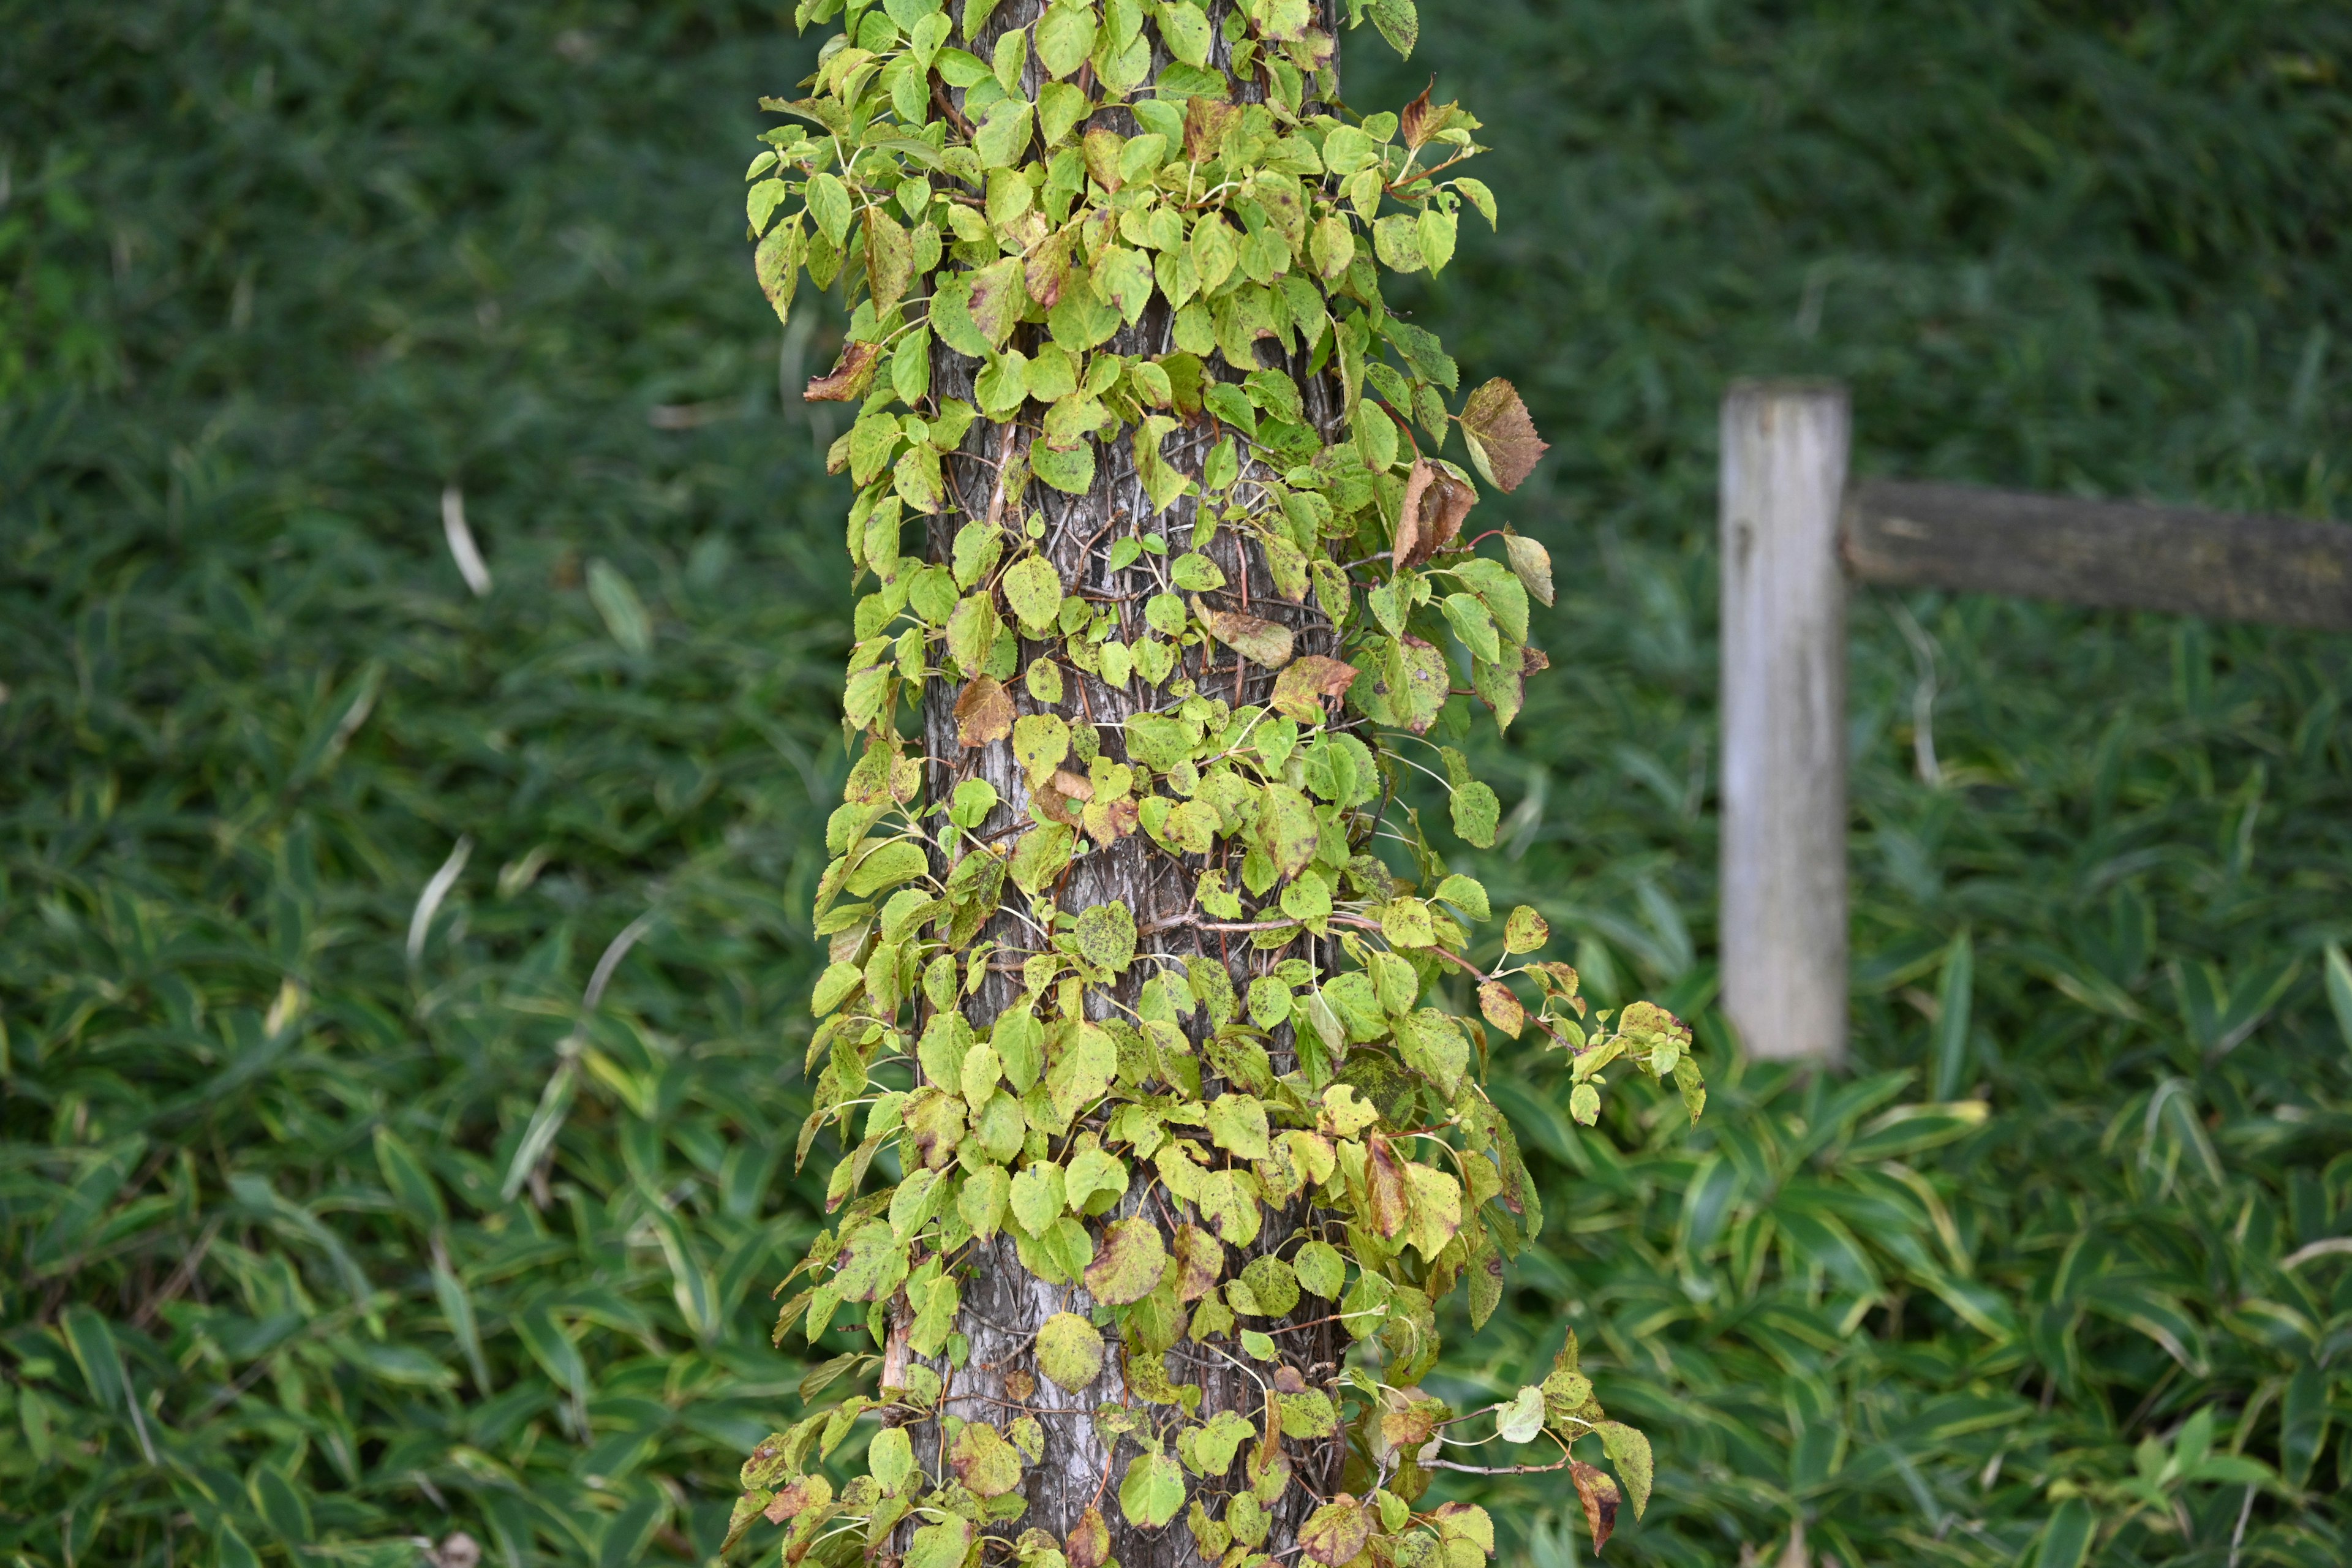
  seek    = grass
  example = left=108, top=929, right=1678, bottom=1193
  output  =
left=3, top=1, right=2350, bottom=1564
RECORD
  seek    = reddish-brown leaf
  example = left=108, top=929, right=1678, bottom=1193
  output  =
left=804, top=340, right=879, bottom=402
left=1025, top=225, right=1074, bottom=310
left=1066, top=1506, right=1112, bottom=1568
left=1398, top=81, right=1434, bottom=148
left=1571, top=1461, right=1621, bottom=1551
left=1458, top=377, right=1549, bottom=493
left=954, top=676, right=1016, bottom=747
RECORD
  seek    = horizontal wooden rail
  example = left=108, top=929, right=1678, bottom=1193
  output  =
left=1721, top=386, right=2352, bottom=1067
left=1843, top=479, right=2352, bottom=631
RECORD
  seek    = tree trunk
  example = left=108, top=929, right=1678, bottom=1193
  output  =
left=903, top=4, right=1347, bottom=1562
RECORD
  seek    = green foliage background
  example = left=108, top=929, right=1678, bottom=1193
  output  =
left=3, top=2, right=2348, bottom=1566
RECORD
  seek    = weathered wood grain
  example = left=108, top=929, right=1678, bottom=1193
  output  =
left=1844, top=480, right=2352, bottom=630
left=1719, top=382, right=1851, bottom=1066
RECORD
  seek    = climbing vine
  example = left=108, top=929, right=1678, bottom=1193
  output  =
left=734, top=0, right=1705, bottom=1562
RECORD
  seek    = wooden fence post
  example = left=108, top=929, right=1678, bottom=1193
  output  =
left=1719, top=381, right=1851, bottom=1064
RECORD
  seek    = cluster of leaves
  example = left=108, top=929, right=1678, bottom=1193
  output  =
left=9, top=0, right=2351, bottom=1566
left=731, top=0, right=1701, bottom=1561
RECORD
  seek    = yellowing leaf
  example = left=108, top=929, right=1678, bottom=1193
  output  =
left=1172, top=1223, right=1224, bottom=1300
left=948, top=1419, right=1025, bottom=1496
left=1036, top=1310, right=1105, bottom=1391
left=1270, top=655, right=1359, bottom=723
left=1259, top=783, right=1319, bottom=879
left=1084, top=1216, right=1169, bottom=1304
left=1595, top=1421, right=1653, bottom=1518
left=1001, top=554, right=1065, bottom=633
left=1477, top=981, right=1525, bottom=1037
left=1503, top=528, right=1555, bottom=606
left=1205, top=1093, right=1270, bottom=1160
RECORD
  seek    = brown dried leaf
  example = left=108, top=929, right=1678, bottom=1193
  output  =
left=804, top=340, right=880, bottom=403
left=1395, top=458, right=1475, bottom=569
left=1004, top=1370, right=1036, bottom=1401
left=1191, top=595, right=1295, bottom=669
left=1458, top=377, right=1549, bottom=493
left=954, top=676, right=1016, bottom=747
left=1570, top=1461, right=1620, bottom=1551
left=1269, top=654, right=1359, bottom=722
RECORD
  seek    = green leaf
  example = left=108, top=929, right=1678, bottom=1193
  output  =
left=973, top=97, right=1035, bottom=168
left=2034, top=1499, right=2097, bottom=1568
left=1035, top=1, right=1098, bottom=76
left=906, top=1517, right=976, bottom=1568
left=1205, top=1093, right=1270, bottom=1160
left=586, top=559, right=653, bottom=654
left=1495, top=1385, right=1545, bottom=1442
left=1293, top=1238, right=1345, bottom=1298
left=805, top=170, right=852, bottom=245
left=1451, top=780, right=1501, bottom=846
left=1260, top=783, right=1319, bottom=879
left=1118, top=1451, right=1188, bottom=1529
left=1931, top=930, right=1975, bottom=1100
left=1239, top=1253, right=1300, bottom=1316
left=2324, top=943, right=2352, bottom=1054
left=1594, top=1420, right=1653, bottom=1518
left=1010, top=1162, right=1066, bottom=1235
left=1372, top=212, right=1425, bottom=273
left=1037, top=1310, right=1106, bottom=1390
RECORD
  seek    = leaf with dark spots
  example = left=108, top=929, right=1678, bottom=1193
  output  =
left=1300, top=1497, right=1371, bottom=1566
left=1365, top=1132, right=1410, bottom=1238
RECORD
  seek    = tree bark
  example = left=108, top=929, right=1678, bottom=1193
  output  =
left=900, top=5, right=1348, bottom=1561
